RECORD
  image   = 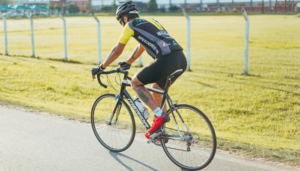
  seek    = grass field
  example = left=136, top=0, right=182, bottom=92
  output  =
left=0, top=15, right=300, bottom=166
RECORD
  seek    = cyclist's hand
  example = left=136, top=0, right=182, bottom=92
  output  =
left=91, top=66, right=101, bottom=80
left=118, top=61, right=131, bottom=70
left=91, top=64, right=106, bottom=80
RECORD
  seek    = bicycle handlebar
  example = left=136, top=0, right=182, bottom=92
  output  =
left=95, top=68, right=128, bottom=88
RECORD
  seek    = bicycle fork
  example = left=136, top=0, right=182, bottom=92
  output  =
left=108, top=99, right=122, bottom=125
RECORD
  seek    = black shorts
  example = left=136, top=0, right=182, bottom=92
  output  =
left=136, top=50, right=187, bottom=90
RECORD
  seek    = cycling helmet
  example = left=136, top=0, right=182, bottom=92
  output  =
left=116, top=1, right=139, bottom=21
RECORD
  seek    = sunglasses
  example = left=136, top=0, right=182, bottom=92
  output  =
left=119, top=19, right=124, bottom=25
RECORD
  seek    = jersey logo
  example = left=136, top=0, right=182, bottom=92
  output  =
left=138, top=36, right=159, bottom=54
left=136, top=19, right=145, bottom=23
left=136, top=19, right=147, bottom=26
left=162, top=43, right=171, bottom=47
left=157, top=31, right=169, bottom=36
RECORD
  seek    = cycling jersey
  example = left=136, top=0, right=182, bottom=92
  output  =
left=118, top=18, right=183, bottom=59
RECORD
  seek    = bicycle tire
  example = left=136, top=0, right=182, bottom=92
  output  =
left=161, top=104, right=217, bottom=170
left=91, top=93, right=136, bottom=152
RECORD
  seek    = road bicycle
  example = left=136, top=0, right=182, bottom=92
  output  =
left=91, top=66, right=217, bottom=170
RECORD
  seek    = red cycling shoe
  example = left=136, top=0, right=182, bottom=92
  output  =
left=145, top=113, right=170, bottom=139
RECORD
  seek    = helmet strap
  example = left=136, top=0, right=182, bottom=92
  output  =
left=120, top=18, right=125, bottom=25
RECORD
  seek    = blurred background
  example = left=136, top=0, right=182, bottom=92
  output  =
left=0, top=0, right=299, bottom=167
left=0, top=0, right=299, bottom=16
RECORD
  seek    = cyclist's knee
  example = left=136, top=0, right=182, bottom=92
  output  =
left=131, top=76, right=144, bottom=91
left=152, top=83, right=163, bottom=90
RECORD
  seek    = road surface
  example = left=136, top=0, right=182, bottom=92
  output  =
left=0, top=106, right=296, bottom=171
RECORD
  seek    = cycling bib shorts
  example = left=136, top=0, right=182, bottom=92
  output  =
left=137, top=51, right=187, bottom=89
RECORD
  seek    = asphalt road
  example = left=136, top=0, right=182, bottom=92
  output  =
left=0, top=106, right=296, bottom=171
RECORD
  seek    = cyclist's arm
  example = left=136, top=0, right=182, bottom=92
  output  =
left=101, top=43, right=126, bottom=68
left=126, top=44, right=145, bottom=65
left=102, top=24, right=134, bottom=68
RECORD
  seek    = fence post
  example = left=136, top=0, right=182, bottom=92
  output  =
left=138, top=55, right=142, bottom=67
left=59, top=13, right=68, bottom=62
left=92, top=13, right=102, bottom=64
left=182, top=9, right=191, bottom=71
left=26, top=13, right=35, bottom=58
left=0, top=12, right=8, bottom=55
left=242, top=9, right=249, bottom=75
left=200, top=0, right=203, bottom=11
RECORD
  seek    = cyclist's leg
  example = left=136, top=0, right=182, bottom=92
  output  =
left=133, top=51, right=187, bottom=136
left=131, top=76, right=160, bottom=111
left=152, top=83, right=167, bottom=127
left=133, top=50, right=187, bottom=113
left=153, top=65, right=186, bottom=127
left=152, top=83, right=167, bottom=112
left=153, top=50, right=187, bottom=112
left=131, top=59, right=167, bottom=113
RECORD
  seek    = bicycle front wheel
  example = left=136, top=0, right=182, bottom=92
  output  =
left=161, top=104, right=216, bottom=170
left=91, top=93, right=136, bottom=152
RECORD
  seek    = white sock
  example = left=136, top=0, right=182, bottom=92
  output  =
left=153, top=107, right=164, bottom=117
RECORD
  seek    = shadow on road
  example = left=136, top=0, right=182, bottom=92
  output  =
left=109, top=151, right=158, bottom=171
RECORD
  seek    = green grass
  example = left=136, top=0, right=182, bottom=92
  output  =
left=0, top=15, right=299, bottom=166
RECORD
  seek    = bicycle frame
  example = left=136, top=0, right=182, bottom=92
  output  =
left=107, top=71, right=195, bottom=142
left=93, top=68, right=216, bottom=170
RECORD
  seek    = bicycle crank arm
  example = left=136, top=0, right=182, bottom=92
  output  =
left=147, top=132, right=162, bottom=144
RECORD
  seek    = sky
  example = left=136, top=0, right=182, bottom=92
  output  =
left=91, top=0, right=276, bottom=6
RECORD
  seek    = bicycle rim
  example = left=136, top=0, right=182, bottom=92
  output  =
left=91, top=93, right=136, bottom=152
left=161, top=104, right=217, bottom=170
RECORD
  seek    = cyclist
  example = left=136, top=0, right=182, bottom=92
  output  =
left=92, top=1, right=187, bottom=139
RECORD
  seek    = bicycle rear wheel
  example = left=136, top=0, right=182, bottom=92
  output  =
left=91, top=93, right=136, bottom=152
left=161, top=104, right=216, bottom=170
